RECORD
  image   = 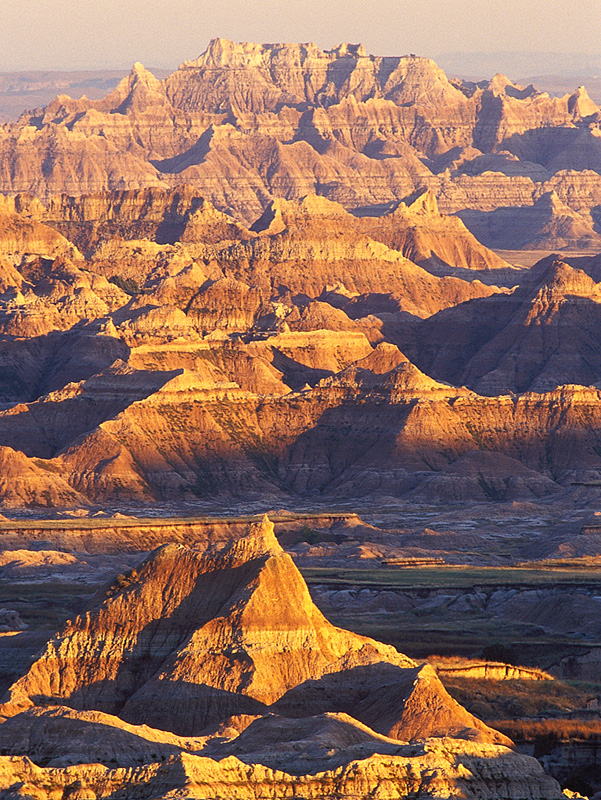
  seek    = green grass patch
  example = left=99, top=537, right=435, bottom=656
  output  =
left=0, top=511, right=358, bottom=531
left=301, top=565, right=601, bottom=590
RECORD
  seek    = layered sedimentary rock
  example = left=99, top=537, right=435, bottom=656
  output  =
left=0, top=446, right=88, bottom=507
left=403, top=257, right=601, bottom=393
left=2, top=184, right=601, bottom=504
left=0, top=517, right=504, bottom=743
left=355, top=187, right=510, bottom=272
left=0, top=39, right=599, bottom=247
left=458, top=190, right=601, bottom=250
left=0, top=740, right=562, bottom=799
left=0, top=517, right=565, bottom=798
left=11, top=343, right=597, bottom=502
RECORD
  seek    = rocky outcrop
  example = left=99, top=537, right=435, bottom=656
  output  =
left=0, top=610, right=27, bottom=632
left=30, top=348, right=601, bottom=502
left=458, top=190, right=601, bottom=250
left=407, top=450, right=562, bottom=502
left=0, top=105, right=600, bottom=507
left=0, top=446, right=89, bottom=508
left=0, top=197, right=81, bottom=263
left=0, top=40, right=599, bottom=239
left=434, top=662, right=552, bottom=681
left=0, top=361, right=180, bottom=458
left=404, top=257, right=601, bottom=393
left=0, top=706, right=205, bottom=767
left=0, top=516, right=567, bottom=799
left=19, top=185, right=255, bottom=254
left=0, top=203, right=129, bottom=340
left=210, top=194, right=499, bottom=316
left=355, top=188, right=510, bottom=272
left=0, top=740, right=564, bottom=799
left=0, top=517, right=505, bottom=746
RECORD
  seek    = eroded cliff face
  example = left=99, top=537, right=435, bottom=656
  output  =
left=0, top=38, right=599, bottom=244
left=0, top=518, right=504, bottom=746
left=0, top=517, right=564, bottom=799
left=403, top=257, right=601, bottom=394
left=1, top=183, right=601, bottom=506
left=0, top=739, right=563, bottom=800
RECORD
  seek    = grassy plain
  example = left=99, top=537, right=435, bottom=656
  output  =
left=302, top=564, right=601, bottom=665
left=302, top=564, right=601, bottom=590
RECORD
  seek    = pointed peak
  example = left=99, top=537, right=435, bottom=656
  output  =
left=536, top=190, right=567, bottom=210
left=225, top=514, right=283, bottom=563
left=250, top=199, right=287, bottom=235
left=109, top=62, right=164, bottom=113
left=128, top=62, right=160, bottom=86
left=401, top=187, right=439, bottom=216
left=249, top=513, right=279, bottom=546
left=487, top=73, right=517, bottom=92
left=529, top=256, right=598, bottom=299
left=533, top=190, right=586, bottom=220
left=568, top=84, right=598, bottom=117
left=352, top=343, right=410, bottom=375
left=487, top=74, right=535, bottom=100
left=490, top=72, right=512, bottom=87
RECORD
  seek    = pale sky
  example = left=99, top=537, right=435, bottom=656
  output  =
left=0, top=0, right=600, bottom=72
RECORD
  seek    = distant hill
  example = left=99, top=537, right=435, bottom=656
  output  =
left=0, top=68, right=170, bottom=122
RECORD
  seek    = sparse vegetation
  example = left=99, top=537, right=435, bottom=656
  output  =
left=493, top=718, right=601, bottom=742
left=109, top=274, right=140, bottom=295
left=481, top=642, right=518, bottom=664
left=441, top=676, right=598, bottom=722
left=0, top=580, right=97, bottom=630
left=299, top=524, right=322, bottom=544
left=301, top=564, right=601, bottom=590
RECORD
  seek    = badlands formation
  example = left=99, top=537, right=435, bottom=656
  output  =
left=0, top=518, right=563, bottom=798
left=0, top=39, right=600, bottom=245
left=0, top=185, right=598, bottom=504
left=0, top=38, right=601, bottom=798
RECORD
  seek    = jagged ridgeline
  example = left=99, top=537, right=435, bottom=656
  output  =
left=0, top=38, right=599, bottom=506
left=0, top=38, right=600, bottom=236
left=0, top=517, right=563, bottom=798
left=1, top=180, right=601, bottom=504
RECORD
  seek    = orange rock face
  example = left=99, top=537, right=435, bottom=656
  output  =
left=0, top=39, right=599, bottom=248
left=0, top=518, right=567, bottom=799
left=0, top=517, right=506, bottom=745
left=0, top=183, right=601, bottom=505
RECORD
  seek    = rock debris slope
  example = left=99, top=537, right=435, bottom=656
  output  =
left=0, top=517, right=564, bottom=798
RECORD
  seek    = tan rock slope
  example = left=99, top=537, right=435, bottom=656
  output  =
left=458, top=189, right=601, bottom=250
left=405, top=257, right=601, bottom=393
left=0, top=39, right=599, bottom=247
left=0, top=517, right=565, bottom=798
left=0, top=517, right=505, bottom=744
left=355, top=187, right=510, bottom=273
left=0, top=130, right=599, bottom=505
left=0, top=446, right=88, bottom=508
left=16, top=344, right=597, bottom=502
left=0, top=739, right=563, bottom=799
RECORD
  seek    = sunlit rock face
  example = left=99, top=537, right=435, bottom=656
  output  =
left=0, top=39, right=599, bottom=240
left=0, top=517, right=564, bottom=798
